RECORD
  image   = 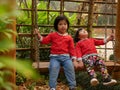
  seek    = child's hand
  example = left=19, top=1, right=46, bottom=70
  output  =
left=72, top=59, right=78, bottom=69
left=106, top=34, right=114, bottom=42
left=109, top=34, right=114, bottom=40
left=77, top=61, right=84, bottom=70
left=34, top=29, right=42, bottom=40
left=34, top=28, right=39, bottom=35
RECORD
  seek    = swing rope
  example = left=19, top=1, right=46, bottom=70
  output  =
left=111, top=0, right=118, bottom=73
left=33, top=0, right=40, bottom=69
left=34, top=31, right=40, bottom=69
left=104, top=0, right=108, bottom=61
left=104, top=0, right=117, bottom=74
left=105, top=0, right=118, bottom=75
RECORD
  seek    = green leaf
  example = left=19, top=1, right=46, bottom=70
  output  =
left=0, top=77, right=4, bottom=84
left=0, top=28, right=17, bottom=34
left=0, top=39, right=15, bottom=52
left=0, top=63, right=5, bottom=69
left=2, top=82, right=13, bottom=90
left=0, top=57, right=40, bottom=79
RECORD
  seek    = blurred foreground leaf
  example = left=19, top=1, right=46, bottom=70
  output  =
left=0, top=57, right=40, bottom=79
left=0, top=39, right=15, bottom=52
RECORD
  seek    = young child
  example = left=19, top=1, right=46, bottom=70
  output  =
left=35, top=15, right=78, bottom=90
left=74, top=28, right=117, bottom=86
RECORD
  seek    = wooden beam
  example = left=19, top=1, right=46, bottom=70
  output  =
left=87, top=0, right=94, bottom=37
left=114, top=1, right=120, bottom=62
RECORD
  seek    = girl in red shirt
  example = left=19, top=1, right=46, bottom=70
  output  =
left=35, top=15, right=78, bottom=90
left=74, top=28, right=117, bottom=86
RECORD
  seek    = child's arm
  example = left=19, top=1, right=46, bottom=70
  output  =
left=94, top=34, right=114, bottom=45
left=34, top=29, right=52, bottom=44
left=74, top=43, right=84, bottom=69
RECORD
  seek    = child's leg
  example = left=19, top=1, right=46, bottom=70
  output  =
left=95, top=58, right=109, bottom=79
left=83, top=56, right=97, bottom=78
left=83, top=55, right=99, bottom=86
left=49, top=56, right=61, bottom=89
left=95, top=56, right=117, bottom=85
left=62, top=56, right=76, bottom=89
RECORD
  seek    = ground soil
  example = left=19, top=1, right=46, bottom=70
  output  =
left=17, top=80, right=69, bottom=90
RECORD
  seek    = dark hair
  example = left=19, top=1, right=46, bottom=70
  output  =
left=54, top=15, right=69, bottom=31
left=74, top=28, right=83, bottom=42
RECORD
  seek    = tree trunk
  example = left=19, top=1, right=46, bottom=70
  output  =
left=114, top=0, right=120, bottom=62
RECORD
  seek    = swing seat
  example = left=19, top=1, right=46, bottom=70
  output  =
left=32, top=61, right=120, bottom=73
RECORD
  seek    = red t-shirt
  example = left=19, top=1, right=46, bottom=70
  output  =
left=75, top=38, right=105, bottom=59
left=41, top=32, right=76, bottom=58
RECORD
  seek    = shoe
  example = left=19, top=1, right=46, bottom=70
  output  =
left=103, top=79, right=117, bottom=86
left=50, top=88, right=56, bottom=90
left=90, top=78, right=99, bottom=86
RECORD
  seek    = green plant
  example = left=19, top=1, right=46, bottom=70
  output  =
left=16, top=72, right=26, bottom=86
left=76, top=71, right=120, bottom=90
left=109, top=54, right=114, bottom=61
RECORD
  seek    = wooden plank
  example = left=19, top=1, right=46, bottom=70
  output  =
left=32, top=62, right=49, bottom=73
left=105, top=61, right=120, bottom=66
left=32, top=61, right=120, bottom=73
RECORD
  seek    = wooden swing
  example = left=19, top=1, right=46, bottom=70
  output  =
left=32, top=0, right=120, bottom=75
left=32, top=29, right=120, bottom=74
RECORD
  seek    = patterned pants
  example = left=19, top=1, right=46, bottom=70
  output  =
left=82, top=54, right=109, bottom=79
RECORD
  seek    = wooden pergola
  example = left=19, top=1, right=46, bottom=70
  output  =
left=17, top=0, right=118, bottom=61
left=1, top=0, right=120, bottom=89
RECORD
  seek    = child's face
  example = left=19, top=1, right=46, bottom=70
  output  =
left=57, top=20, right=68, bottom=34
left=78, top=29, right=88, bottom=39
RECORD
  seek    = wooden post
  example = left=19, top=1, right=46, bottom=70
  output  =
left=87, top=0, right=94, bottom=37
left=0, top=0, right=16, bottom=89
left=60, top=0, right=64, bottom=15
left=114, top=0, right=120, bottom=62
